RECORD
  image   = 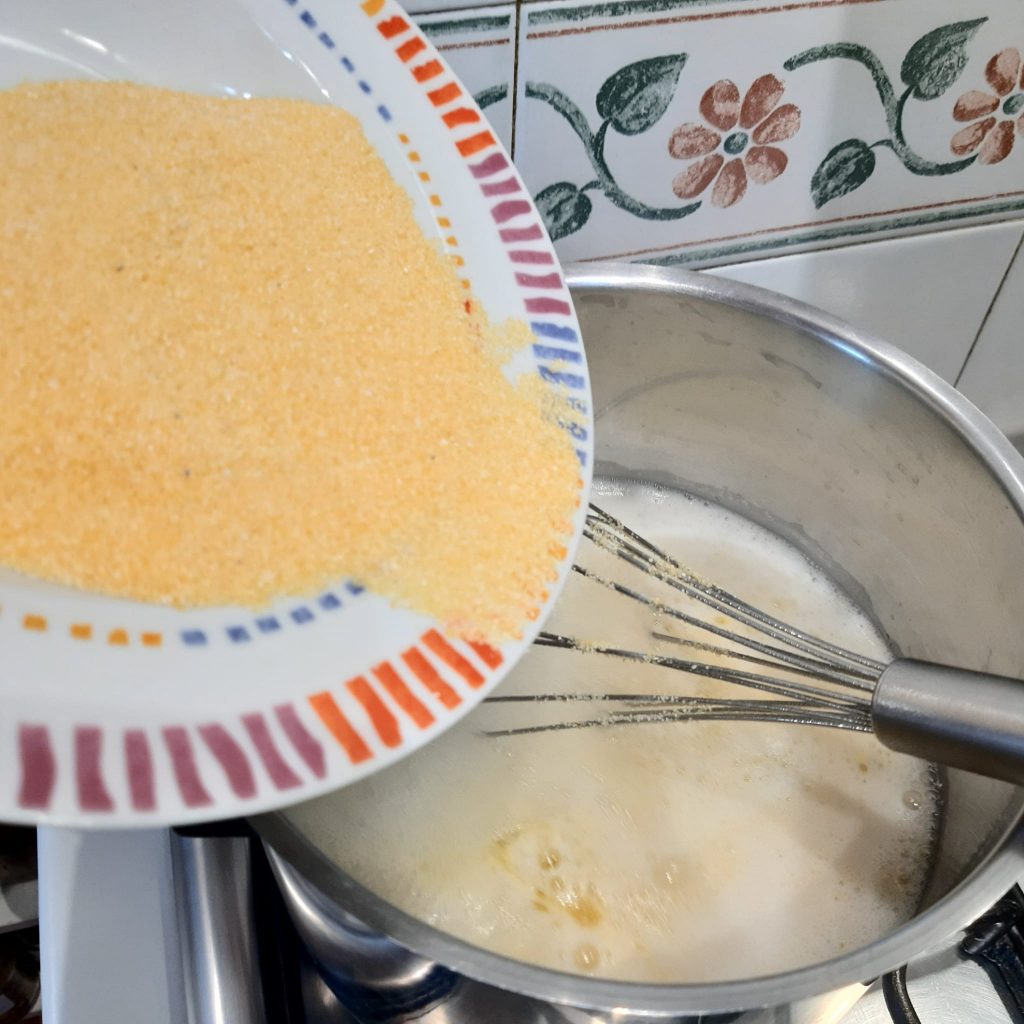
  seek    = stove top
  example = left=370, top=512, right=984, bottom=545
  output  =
left=36, top=827, right=1024, bottom=1024
left=289, top=942, right=1022, bottom=1024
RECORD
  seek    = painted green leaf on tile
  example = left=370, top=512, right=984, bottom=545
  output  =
left=596, top=55, right=687, bottom=136
left=811, top=139, right=875, bottom=208
left=788, top=18, right=986, bottom=190
left=525, top=81, right=701, bottom=233
left=474, top=85, right=508, bottom=110
left=536, top=182, right=593, bottom=239
left=901, top=19, right=986, bottom=100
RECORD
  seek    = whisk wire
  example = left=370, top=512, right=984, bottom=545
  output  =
left=533, top=633, right=872, bottom=713
left=484, top=695, right=874, bottom=738
left=648, top=631, right=874, bottom=692
left=585, top=504, right=885, bottom=677
left=485, top=503, right=886, bottom=739
left=571, top=565, right=874, bottom=692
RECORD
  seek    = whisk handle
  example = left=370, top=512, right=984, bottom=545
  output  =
left=873, top=659, right=1024, bottom=786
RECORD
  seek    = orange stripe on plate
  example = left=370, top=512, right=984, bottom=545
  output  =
left=427, top=82, right=461, bottom=106
left=346, top=676, right=401, bottom=747
left=429, top=194, right=442, bottom=207
left=437, top=216, right=451, bottom=228
left=396, top=37, right=425, bottom=62
left=377, top=15, right=409, bottom=38
left=23, top=614, right=46, bottom=631
left=309, top=692, right=373, bottom=763
left=372, top=662, right=435, bottom=728
left=412, top=60, right=443, bottom=82
left=469, top=641, right=503, bottom=669
left=401, top=648, right=461, bottom=709
left=443, top=107, right=480, bottom=129
left=108, top=629, right=129, bottom=645
left=70, top=623, right=92, bottom=640
left=361, top=0, right=384, bottom=14
left=141, top=632, right=162, bottom=648
left=456, top=131, right=495, bottom=156
left=422, top=630, right=485, bottom=688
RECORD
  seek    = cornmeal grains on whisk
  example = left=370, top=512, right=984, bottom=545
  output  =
left=0, top=80, right=581, bottom=642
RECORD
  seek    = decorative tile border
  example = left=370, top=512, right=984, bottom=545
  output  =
left=514, top=0, right=1024, bottom=266
left=415, top=5, right=515, bottom=150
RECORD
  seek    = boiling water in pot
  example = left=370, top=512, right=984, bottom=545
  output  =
left=291, top=479, right=941, bottom=982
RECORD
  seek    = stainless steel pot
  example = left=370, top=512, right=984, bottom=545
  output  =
left=254, top=263, right=1024, bottom=1024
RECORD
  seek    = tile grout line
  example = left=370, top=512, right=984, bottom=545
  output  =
left=510, top=0, right=523, bottom=159
left=953, top=227, right=1024, bottom=389
left=575, top=200, right=1024, bottom=267
left=524, top=0, right=885, bottom=37
left=687, top=216, right=1022, bottom=272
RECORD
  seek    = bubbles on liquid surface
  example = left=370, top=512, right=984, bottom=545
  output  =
left=903, top=790, right=923, bottom=811
left=291, top=478, right=942, bottom=984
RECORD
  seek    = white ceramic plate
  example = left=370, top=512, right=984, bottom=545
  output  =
left=0, top=0, right=593, bottom=826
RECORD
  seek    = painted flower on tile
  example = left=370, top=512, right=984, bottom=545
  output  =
left=668, top=75, right=800, bottom=208
left=950, top=47, right=1024, bottom=164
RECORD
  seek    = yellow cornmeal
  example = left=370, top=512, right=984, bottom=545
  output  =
left=0, top=81, right=581, bottom=641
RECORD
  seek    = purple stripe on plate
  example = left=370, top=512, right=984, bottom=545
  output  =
left=468, top=152, right=508, bottom=179
left=275, top=704, right=327, bottom=779
left=17, top=725, right=55, bottom=810
left=482, top=177, right=520, bottom=197
left=162, top=727, right=213, bottom=807
left=242, top=713, right=302, bottom=790
left=490, top=200, right=531, bottom=224
left=75, top=726, right=114, bottom=811
left=509, top=250, right=553, bottom=265
left=124, top=730, right=156, bottom=811
left=198, top=725, right=257, bottom=799
left=499, top=225, right=543, bottom=243
left=515, top=271, right=562, bottom=289
left=525, top=297, right=573, bottom=315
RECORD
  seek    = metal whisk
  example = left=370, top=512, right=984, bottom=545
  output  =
left=485, top=504, right=1024, bottom=787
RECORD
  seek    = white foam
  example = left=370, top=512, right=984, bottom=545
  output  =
left=290, top=480, right=938, bottom=982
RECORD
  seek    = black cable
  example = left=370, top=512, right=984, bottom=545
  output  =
left=882, top=965, right=922, bottom=1024
left=962, top=887, right=1024, bottom=1023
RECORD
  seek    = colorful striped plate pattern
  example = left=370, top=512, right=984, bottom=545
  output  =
left=0, top=0, right=593, bottom=826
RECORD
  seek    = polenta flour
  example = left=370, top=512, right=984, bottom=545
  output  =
left=0, top=81, right=580, bottom=641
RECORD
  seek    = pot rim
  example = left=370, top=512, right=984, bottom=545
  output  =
left=253, top=262, right=1024, bottom=1015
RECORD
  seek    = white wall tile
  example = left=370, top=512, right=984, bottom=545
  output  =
left=957, top=233, right=1024, bottom=440
left=415, top=6, right=515, bottom=151
left=706, top=220, right=1024, bottom=381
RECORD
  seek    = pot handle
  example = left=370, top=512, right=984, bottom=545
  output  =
left=872, top=659, right=1024, bottom=785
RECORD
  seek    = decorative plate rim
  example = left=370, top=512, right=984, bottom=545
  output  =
left=0, top=0, right=594, bottom=827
